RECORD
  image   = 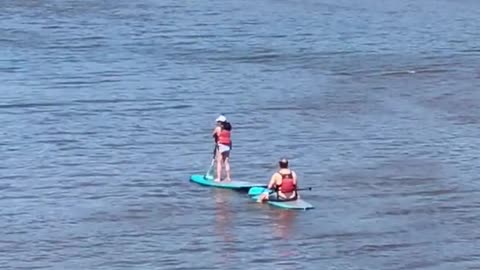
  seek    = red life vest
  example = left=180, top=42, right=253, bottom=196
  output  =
left=278, top=171, right=296, bottom=193
left=217, top=129, right=231, bottom=145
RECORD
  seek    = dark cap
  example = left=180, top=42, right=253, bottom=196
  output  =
left=278, top=158, right=289, bottom=168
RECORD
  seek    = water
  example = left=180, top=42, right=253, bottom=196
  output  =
left=1, top=0, right=480, bottom=269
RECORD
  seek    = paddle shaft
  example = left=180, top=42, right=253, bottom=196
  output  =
left=265, top=187, right=313, bottom=195
left=205, top=145, right=218, bottom=177
left=275, top=187, right=313, bottom=192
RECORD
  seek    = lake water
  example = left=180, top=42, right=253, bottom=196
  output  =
left=1, top=0, right=479, bottom=269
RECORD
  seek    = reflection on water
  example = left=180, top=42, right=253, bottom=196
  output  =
left=214, top=190, right=234, bottom=243
left=271, top=210, right=297, bottom=240
left=213, top=189, right=235, bottom=266
left=267, top=209, right=301, bottom=270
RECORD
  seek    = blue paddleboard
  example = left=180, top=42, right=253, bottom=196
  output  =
left=248, top=187, right=314, bottom=210
left=190, top=174, right=267, bottom=191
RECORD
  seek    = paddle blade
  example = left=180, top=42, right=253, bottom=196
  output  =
left=248, top=187, right=269, bottom=196
left=205, top=160, right=215, bottom=178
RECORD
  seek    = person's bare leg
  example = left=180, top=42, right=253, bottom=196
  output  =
left=224, top=156, right=231, bottom=181
left=214, top=150, right=222, bottom=182
left=256, top=192, right=269, bottom=202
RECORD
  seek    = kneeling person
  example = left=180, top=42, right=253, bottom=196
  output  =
left=257, top=158, right=298, bottom=202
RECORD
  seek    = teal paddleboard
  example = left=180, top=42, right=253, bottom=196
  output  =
left=248, top=187, right=314, bottom=210
left=190, top=174, right=267, bottom=191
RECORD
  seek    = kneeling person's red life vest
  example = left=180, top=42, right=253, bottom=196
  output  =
left=278, top=172, right=296, bottom=193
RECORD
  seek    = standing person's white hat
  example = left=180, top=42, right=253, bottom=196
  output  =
left=216, top=115, right=227, bottom=122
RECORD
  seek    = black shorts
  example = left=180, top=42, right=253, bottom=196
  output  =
left=270, top=192, right=297, bottom=202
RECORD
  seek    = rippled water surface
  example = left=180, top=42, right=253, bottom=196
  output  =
left=1, top=0, right=480, bottom=269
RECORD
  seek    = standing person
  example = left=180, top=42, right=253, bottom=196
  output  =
left=212, top=115, right=232, bottom=182
left=257, top=158, right=298, bottom=202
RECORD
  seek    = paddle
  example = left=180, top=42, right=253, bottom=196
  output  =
left=204, top=145, right=217, bottom=179
left=248, top=187, right=270, bottom=196
left=248, top=187, right=313, bottom=196
left=204, top=159, right=214, bottom=179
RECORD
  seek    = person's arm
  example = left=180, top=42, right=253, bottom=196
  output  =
left=212, top=126, right=220, bottom=142
left=267, top=173, right=278, bottom=190
left=292, top=170, right=300, bottom=198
